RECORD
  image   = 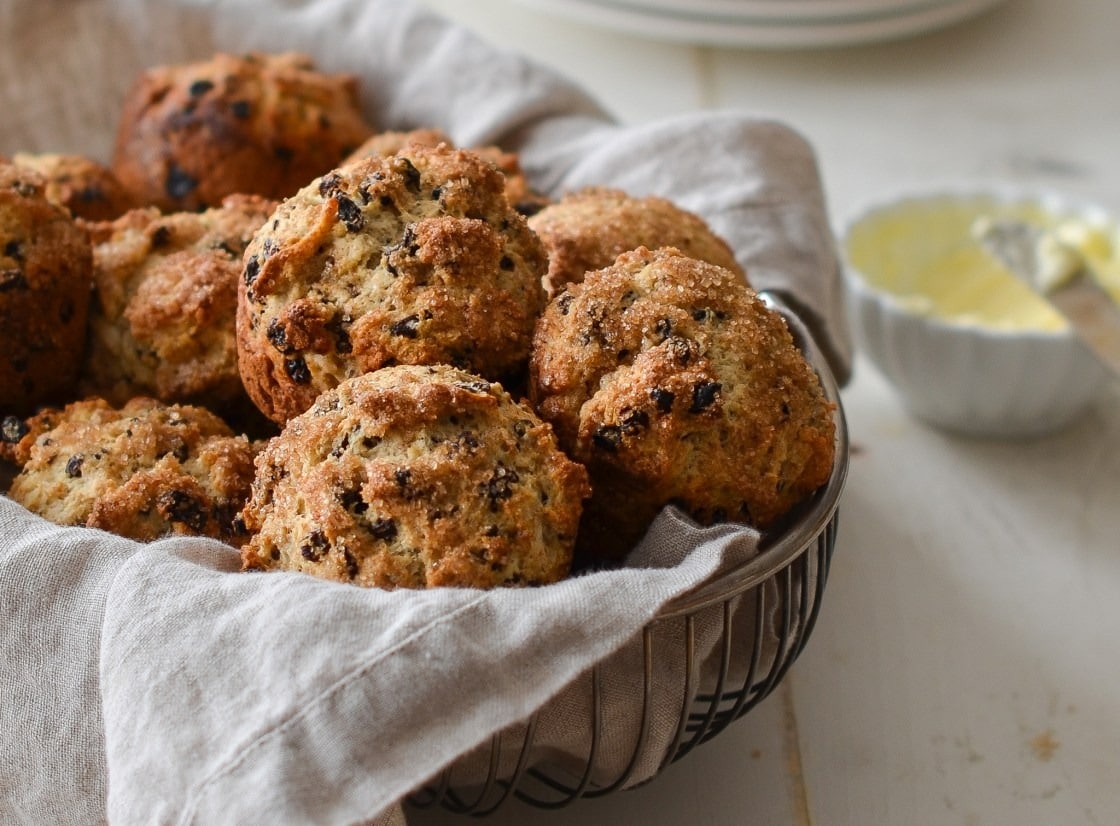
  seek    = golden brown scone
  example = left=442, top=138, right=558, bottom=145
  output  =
left=237, top=143, right=548, bottom=424
left=239, top=364, right=590, bottom=589
left=528, top=187, right=745, bottom=297
left=2, top=404, right=67, bottom=468
left=2, top=405, right=71, bottom=468
left=530, top=246, right=835, bottom=561
left=81, top=194, right=276, bottom=417
left=6, top=396, right=257, bottom=544
left=343, top=129, right=550, bottom=216
left=0, top=163, right=93, bottom=417
left=472, top=144, right=551, bottom=217
left=341, top=128, right=452, bottom=162
left=12, top=152, right=136, bottom=221
left=111, top=52, right=374, bottom=211
left=2, top=412, right=39, bottom=465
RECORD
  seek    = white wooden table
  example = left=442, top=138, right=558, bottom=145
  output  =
left=410, top=2, right=1120, bottom=823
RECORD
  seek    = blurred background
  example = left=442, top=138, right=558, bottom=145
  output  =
left=415, top=0, right=1119, bottom=219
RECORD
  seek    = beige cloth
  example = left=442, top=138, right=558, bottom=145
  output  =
left=0, top=1, right=851, bottom=824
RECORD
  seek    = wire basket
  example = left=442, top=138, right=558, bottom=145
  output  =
left=409, top=302, right=849, bottom=816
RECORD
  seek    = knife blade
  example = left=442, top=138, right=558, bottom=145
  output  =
left=973, top=217, right=1120, bottom=379
left=1042, top=269, right=1120, bottom=377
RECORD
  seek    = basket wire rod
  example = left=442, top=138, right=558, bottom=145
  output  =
left=515, top=663, right=606, bottom=808
left=660, top=614, right=698, bottom=769
left=439, top=731, right=504, bottom=814
left=702, top=584, right=766, bottom=733
left=582, top=625, right=658, bottom=798
left=791, top=534, right=830, bottom=661
left=409, top=712, right=542, bottom=814
left=822, top=514, right=837, bottom=583
left=404, top=783, right=438, bottom=809
left=787, top=550, right=816, bottom=664
left=701, top=516, right=835, bottom=742
left=421, top=747, right=454, bottom=805
left=464, top=713, right=542, bottom=817
left=739, top=564, right=801, bottom=725
left=755, top=563, right=796, bottom=703
left=676, top=599, right=735, bottom=758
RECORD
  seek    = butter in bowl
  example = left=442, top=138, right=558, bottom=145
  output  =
left=840, top=187, right=1120, bottom=438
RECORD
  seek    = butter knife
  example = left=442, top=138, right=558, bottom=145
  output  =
left=974, top=218, right=1120, bottom=379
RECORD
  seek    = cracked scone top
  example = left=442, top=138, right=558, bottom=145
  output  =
left=239, top=364, right=590, bottom=589
left=0, top=163, right=93, bottom=416
left=530, top=247, right=835, bottom=561
left=6, top=396, right=257, bottom=544
left=82, top=195, right=276, bottom=414
left=527, top=187, right=745, bottom=297
left=342, top=128, right=550, bottom=216
left=111, top=52, right=373, bottom=211
left=236, top=142, right=549, bottom=424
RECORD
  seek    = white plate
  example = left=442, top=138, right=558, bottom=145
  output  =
left=516, top=0, right=1008, bottom=48
left=613, top=0, right=968, bottom=23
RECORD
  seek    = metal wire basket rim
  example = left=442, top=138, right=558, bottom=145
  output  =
left=654, top=302, right=850, bottom=618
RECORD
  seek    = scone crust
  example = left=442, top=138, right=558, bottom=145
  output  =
left=530, top=246, right=835, bottom=559
left=12, top=152, right=136, bottom=221
left=528, top=187, right=745, bottom=296
left=341, top=128, right=453, bottom=164
left=81, top=194, right=275, bottom=411
left=239, top=364, right=590, bottom=589
left=0, top=163, right=93, bottom=416
left=111, top=52, right=373, bottom=211
left=236, top=143, right=548, bottom=424
left=342, top=129, right=549, bottom=216
left=7, top=396, right=257, bottom=543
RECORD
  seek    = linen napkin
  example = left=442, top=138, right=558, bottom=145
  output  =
left=0, top=1, right=851, bottom=823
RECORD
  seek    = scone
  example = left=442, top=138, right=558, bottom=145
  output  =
left=472, top=143, right=551, bottom=217
left=112, top=52, right=374, bottom=211
left=5, top=396, right=257, bottom=543
left=343, top=128, right=550, bottom=216
left=529, top=246, right=835, bottom=560
left=340, top=128, right=451, bottom=163
left=12, top=152, right=136, bottom=221
left=0, top=163, right=93, bottom=416
left=528, top=187, right=745, bottom=296
left=239, top=364, right=590, bottom=589
left=81, top=194, right=276, bottom=417
left=237, top=142, right=548, bottom=424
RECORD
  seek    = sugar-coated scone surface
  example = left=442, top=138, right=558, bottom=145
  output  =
left=341, top=128, right=452, bottom=164
left=530, top=246, right=835, bottom=560
left=342, top=128, right=550, bottom=217
left=111, top=52, right=373, bottom=211
left=236, top=143, right=548, bottom=424
left=240, top=364, right=590, bottom=589
left=528, top=187, right=745, bottom=297
left=6, top=396, right=257, bottom=543
left=0, top=163, right=93, bottom=416
left=82, top=194, right=276, bottom=413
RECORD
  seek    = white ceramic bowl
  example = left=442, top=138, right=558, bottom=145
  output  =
left=840, top=186, right=1115, bottom=438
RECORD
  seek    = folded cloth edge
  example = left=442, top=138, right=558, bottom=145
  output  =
left=93, top=514, right=745, bottom=825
